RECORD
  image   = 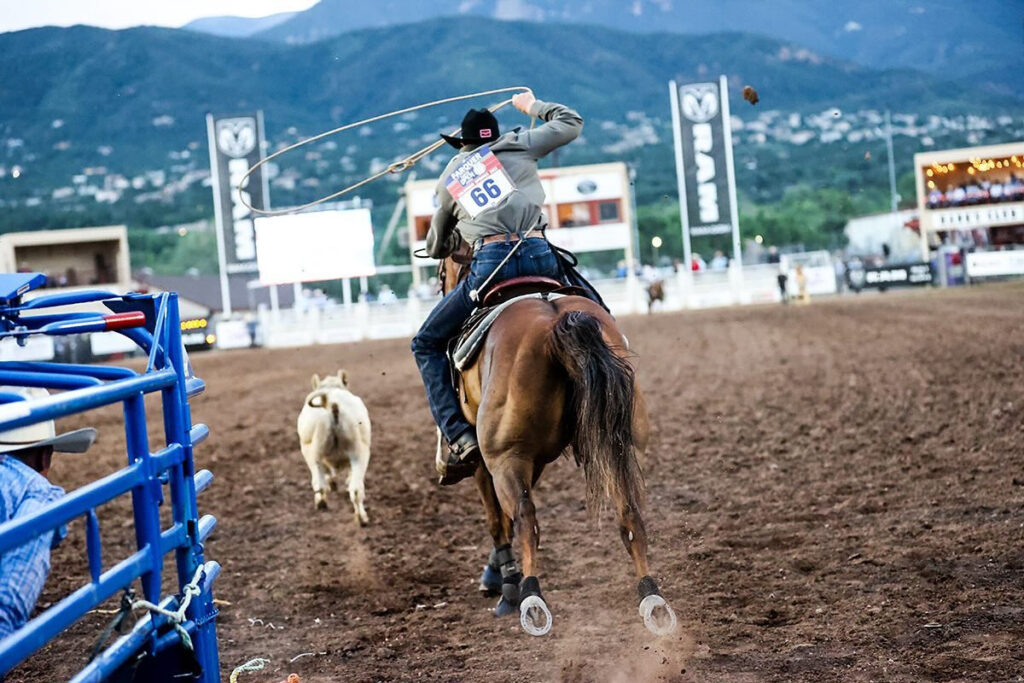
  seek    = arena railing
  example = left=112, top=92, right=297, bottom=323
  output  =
left=0, top=273, right=220, bottom=682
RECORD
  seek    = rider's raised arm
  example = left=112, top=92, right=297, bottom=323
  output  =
left=426, top=180, right=459, bottom=259
left=520, top=100, right=583, bottom=160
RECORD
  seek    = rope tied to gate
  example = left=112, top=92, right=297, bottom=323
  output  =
left=130, top=565, right=206, bottom=653
left=236, top=86, right=533, bottom=217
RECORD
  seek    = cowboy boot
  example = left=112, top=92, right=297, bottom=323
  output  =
left=436, top=430, right=481, bottom=486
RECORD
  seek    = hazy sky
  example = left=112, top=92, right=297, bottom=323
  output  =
left=0, top=0, right=319, bottom=33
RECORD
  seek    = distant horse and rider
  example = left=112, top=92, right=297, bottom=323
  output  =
left=646, top=278, right=665, bottom=313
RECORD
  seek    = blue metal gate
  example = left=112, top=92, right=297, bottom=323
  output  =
left=0, top=273, right=220, bottom=682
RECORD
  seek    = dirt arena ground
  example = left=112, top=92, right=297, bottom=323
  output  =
left=10, top=283, right=1024, bottom=682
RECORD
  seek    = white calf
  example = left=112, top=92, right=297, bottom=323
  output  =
left=297, top=370, right=371, bottom=525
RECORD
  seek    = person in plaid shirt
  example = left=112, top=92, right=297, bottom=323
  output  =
left=0, top=388, right=96, bottom=639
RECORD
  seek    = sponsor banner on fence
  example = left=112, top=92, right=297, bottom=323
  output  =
left=965, top=250, right=1024, bottom=278
left=207, top=112, right=268, bottom=275
left=857, top=262, right=933, bottom=288
left=671, top=80, right=736, bottom=237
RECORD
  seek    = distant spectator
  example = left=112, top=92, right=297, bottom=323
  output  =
left=834, top=257, right=847, bottom=293
left=378, top=284, right=398, bottom=305
left=709, top=250, right=729, bottom=271
left=0, top=387, right=98, bottom=639
left=691, top=253, right=706, bottom=272
left=795, top=264, right=810, bottom=304
left=766, top=246, right=781, bottom=264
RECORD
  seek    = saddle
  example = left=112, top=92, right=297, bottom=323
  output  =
left=448, top=277, right=588, bottom=374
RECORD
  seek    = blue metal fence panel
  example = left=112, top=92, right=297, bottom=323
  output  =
left=0, top=277, right=220, bottom=682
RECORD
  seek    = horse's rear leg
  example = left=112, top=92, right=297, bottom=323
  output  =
left=612, top=490, right=677, bottom=636
left=474, top=466, right=519, bottom=616
left=493, top=464, right=552, bottom=636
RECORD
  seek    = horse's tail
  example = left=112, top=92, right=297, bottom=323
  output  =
left=548, top=309, right=644, bottom=511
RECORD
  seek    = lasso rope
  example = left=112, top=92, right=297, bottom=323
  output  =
left=229, top=657, right=271, bottom=683
left=237, top=86, right=532, bottom=217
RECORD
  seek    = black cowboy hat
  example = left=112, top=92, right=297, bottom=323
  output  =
left=441, top=108, right=500, bottom=150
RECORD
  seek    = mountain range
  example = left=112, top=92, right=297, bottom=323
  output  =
left=2, top=15, right=1017, bottom=171
left=183, top=0, right=1023, bottom=96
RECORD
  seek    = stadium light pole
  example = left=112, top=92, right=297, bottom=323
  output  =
left=885, top=110, right=899, bottom=213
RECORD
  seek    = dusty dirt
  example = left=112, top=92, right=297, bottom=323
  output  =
left=9, top=283, right=1024, bottom=682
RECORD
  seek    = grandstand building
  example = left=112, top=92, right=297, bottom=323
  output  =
left=915, top=141, right=1024, bottom=280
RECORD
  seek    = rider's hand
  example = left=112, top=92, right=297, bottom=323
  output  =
left=512, top=90, right=536, bottom=116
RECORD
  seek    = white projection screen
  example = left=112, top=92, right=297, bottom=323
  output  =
left=254, top=208, right=376, bottom=285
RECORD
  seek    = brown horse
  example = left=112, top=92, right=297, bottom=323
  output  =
left=440, top=243, right=677, bottom=637
left=647, top=279, right=665, bottom=314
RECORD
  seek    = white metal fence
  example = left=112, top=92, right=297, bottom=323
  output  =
left=245, top=265, right=792, bottom=348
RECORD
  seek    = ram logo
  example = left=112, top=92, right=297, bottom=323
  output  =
left=216, top=117, right=257, bottom=158
left=680, top=84, right=719, bottom=123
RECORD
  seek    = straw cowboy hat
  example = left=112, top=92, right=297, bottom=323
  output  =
left=0, top=387, right=96, bottom=454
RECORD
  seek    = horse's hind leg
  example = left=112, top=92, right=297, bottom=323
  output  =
left=492, top=462, right=552, bottom=636
left=611, top=488, right=677, bottom=636
left=474, top=466, right=519, bottom=616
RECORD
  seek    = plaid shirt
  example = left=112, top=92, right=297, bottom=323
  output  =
left=0, top=455, right=66, bottom=639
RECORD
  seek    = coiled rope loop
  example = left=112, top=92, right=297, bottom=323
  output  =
left=237, top=86, right=532, bottom=217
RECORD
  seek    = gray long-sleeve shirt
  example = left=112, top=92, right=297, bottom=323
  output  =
left=425, top=100, right=583, bottom=258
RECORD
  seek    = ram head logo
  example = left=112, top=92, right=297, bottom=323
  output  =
left=679, top=84, right=719, bottom=123
left=216, top=117, right=257, bottom=158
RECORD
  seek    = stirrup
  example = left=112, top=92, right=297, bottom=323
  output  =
left=437, top=431, right=481, bottom=486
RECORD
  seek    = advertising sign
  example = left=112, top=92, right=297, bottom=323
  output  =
left=254, top=208, right=376, bottom=285
left=670, top=79, right=736, bottom=237
left=850, top=262, right=933, bottom=290
left=669, top=76, right=742, bottom=273
left=208, top=113, right=268, bottom=274
left=965, top=250, right=1024, bottom=278
left=403, top=162, right=635, bottom=284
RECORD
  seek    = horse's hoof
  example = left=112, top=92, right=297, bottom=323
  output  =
left=519, top=595, right=552, bottom=636
left=355, top=512, right=369, bottom=526
left=494, top=596, right=517, bottom=617
left=315, top=498, right=328, bottom=511
left=639, top=594, right=677, bottom=636
left=479, top=565, right=502, bottom=596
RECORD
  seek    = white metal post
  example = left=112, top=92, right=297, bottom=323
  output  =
left=342, top=278, right=353, bottom=306
left=669, top=81, right=693, bottom=271
left=720, top=75, right=744, bottom=303
left=669, top=81, right=694, bottom=305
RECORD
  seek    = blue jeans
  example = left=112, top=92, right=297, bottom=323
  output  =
left=411, top=238, right=563, bottom=443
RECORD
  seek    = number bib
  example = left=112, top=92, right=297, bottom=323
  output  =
left=445, top=145, right=515, bottom=218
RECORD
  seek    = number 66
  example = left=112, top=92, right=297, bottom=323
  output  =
left=471, top=178, right=503, bottom=207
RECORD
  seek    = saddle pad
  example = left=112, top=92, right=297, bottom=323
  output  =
left=452, top=292, right=565, bottom=371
